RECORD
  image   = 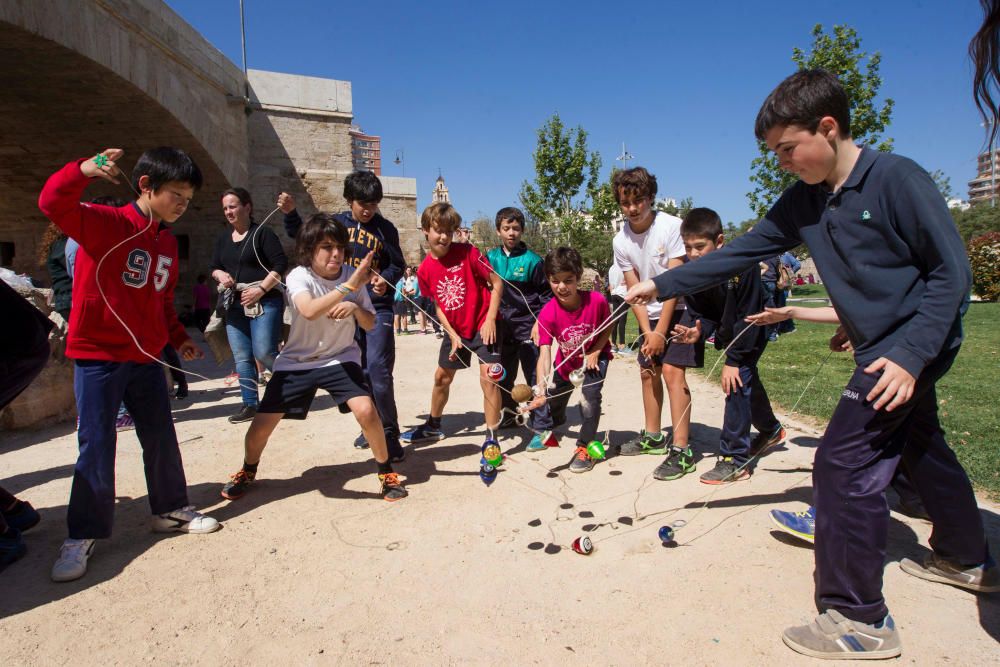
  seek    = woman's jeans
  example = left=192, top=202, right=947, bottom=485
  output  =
left=225, top=299, right=283, bottom=407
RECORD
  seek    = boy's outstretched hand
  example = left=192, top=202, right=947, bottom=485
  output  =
left=745, top=307, right=792, bottom=326
left=178, top=339, right=204, bottom=361
left=670, top=319, right=702, bottom=344
left=625, top=279, right=658, bottom=306
left=864, top=357, right=916, bottom=412
left=81, top=149, right=124, bottom=184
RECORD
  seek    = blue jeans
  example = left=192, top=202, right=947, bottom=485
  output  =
left=226, top=299, right=283, bottom=407
left=720, top=364, right=780, bottom=464
left=357, top=310, right=403, bottom=458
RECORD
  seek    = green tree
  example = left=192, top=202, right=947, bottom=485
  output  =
left=654, top=196, right=695, bottom=218
left=520, top=114, right=602, bottom=220
left=952, top=203, right=1000, bottom=245
left=469, top=215, right=498, bottom=251
left=929, top=169, right=953, bottom=200
left=747, top=24, right=895, bottom=216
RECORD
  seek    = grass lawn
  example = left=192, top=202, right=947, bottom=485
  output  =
left=624, top=300, right=1000, bottom=498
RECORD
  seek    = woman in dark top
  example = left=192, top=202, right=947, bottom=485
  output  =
left=211, top=188, right=288, bottom=423
left=39, top=222, right=73, bottom=322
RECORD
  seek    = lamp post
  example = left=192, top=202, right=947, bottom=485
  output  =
left=616, top=142, right=634, bottom=171
left=393, top=149, right=404, bottom=177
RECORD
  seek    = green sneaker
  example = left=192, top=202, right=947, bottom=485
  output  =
left=619, top=430, right=668, bottom=456
left=652, top=447, right=695, bottom=480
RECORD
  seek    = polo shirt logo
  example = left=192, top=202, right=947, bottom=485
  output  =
left=861, top=210, right=872, bottom=221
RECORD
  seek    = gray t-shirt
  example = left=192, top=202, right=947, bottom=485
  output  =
left=275, top=265, right=374, bottom=372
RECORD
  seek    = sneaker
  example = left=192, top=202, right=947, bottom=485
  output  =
left=699, top=457, right=750, bottom=485
left=224, top=371, right=239, bottom=386
left=115, top=413, right=135, bottom=432
left=569, top=446, right=595, bottom=473
left=221, top=469, right=256, bottom=500
left=706, top=334, right=716, bottom=344
left=652, top=447, right=696, bottom=480
left=2, top=500, right=41, bottom=533
left=51, top=538, right=96, bottom=582
left=768, top=332, right=779, bottom=342
left=379, top=472, right=408, bottom=502
left=353, top=432, right=371, bottom=449
left=770, top=507, right=816, bottom=543
left=900, top=553, right=1000, bottom=593
left=749, top=424, right=786, bottom=457
left=435, top=331, right=445, bottom=339
left=228, top=405, right=257, bottom=424
left=173, top=385, right=188, bottom=400
left=0, top=528, right=27, bottom=572
left=782, top=610, right=901, bottom=660
left=151, top=506, right=221, bottom=534
left=619, top=430, right=668, bottom=456
left=401, top=423, right=444, bottom=444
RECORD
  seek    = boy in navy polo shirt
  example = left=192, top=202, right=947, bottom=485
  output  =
left=626, top=69, right=996, bottom=660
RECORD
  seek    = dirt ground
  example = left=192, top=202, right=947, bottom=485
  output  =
left=1, top=331, right=998, bottom=665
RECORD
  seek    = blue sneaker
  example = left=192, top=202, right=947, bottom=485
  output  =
left=2, top=500, right=40, bottom=533
left=401, top=424, right=445, bottom=444
left=526, top=431, right=548, bottom=451
left=769, top=506, right=815, bottom=543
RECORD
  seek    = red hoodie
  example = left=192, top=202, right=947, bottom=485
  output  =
left=38, top=160, right=190, bottom=363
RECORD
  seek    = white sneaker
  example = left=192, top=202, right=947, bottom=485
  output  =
left=51, top=538, right=96, bottom=582
left=151, top=506, right=221, bottom=534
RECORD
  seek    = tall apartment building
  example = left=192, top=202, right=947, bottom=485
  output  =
left=349, top=126, right=381, bottom=175
left=968, top=148, right=999, bottom=205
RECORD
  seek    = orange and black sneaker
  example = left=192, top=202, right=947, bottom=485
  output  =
left=379, top=472, right=408, bottom=502
left=749, top=424, right=786, bottom=457
left=569, top=446, right=595, bottom=474
left=221, top=469, right=256, bottom=500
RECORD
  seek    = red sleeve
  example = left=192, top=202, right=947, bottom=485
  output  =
left=417, top=263, right=432, bottom=303
left=469, top=245, right=493, bottom=284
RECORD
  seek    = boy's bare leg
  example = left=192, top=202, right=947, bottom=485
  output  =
left=640, top=365, right=665, bottom=434
left=348, top=396, right=389, bottom=462
left=243, top=412, right=284, bottom=465
left=663, top=364, right=691, bottom=446
left=430, top=366, right=457, bottom=418
left=479, top=363, right=502, bottom=430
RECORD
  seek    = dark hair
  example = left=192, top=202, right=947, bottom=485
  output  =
left=680, top=207, right=724, bottom=240
left=295, top=213, right=352, bottom=267
left=612, top=167, right=658, bottom=204
left=343, top=170, right=383, bottom=203
left=420, top=202, right=462, bottom=232
left=543, top=246, right=583, bottom=279
left=971, top=0, right=1000, bottom=147
left=495, top=206, right=525, bottom=230
left=132, top=146, right=203, bottom=193
left=90, top=195, right=129, bottom=207
left=197, top=274, right=207, bottom=283
left=754, top=69, right=851, bottom=141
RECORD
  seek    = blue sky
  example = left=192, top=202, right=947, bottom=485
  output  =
left=166, top=0, right=987, bottom=225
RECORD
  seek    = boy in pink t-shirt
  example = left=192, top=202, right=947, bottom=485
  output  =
left=524, top=247, right=613, bottom=473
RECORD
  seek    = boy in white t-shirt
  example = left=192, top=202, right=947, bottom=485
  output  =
left=611, top=167, right=704, bottom=481
left=220, top=213, right=407, bottom=502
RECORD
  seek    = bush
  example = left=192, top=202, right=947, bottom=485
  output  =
left=968, top=232, right=1000, bottom=301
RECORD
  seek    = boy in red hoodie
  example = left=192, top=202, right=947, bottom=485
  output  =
left=38, top=147, right=221, bottom=583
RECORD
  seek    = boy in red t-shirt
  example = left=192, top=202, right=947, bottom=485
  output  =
left=402, top=203, right=504, bottom=444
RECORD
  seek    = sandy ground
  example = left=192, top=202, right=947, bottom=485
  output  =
left=1, top=330, right=998, bottom=666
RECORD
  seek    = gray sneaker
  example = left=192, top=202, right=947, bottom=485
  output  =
left=900, top=553, right=1000, bottom=593
left=699, top=457, right=750, bottom=485
left=51, top=538, right=96, bottom=582
left=619, top=430, right=668, bottom=456
left=782, top=610, right=901, bottom=660
left=568, top=446, right=596, bottom=473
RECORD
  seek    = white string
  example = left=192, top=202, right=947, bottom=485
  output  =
left=475, top=253, right=557, bottom=343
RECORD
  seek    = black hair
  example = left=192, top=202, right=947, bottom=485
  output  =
left=295, top=213, right=352, bottom=267
left=495, top=206, right=525, bottom=230
left=680, top=207, right=724, bottom=240
left=132, top=147, right=203, bottom=193
left=543, top=246, right=583, bottom=279
left=343, top=170, right=383, bottom=203
left=612, top=167, right=658, bottom=204
left=754, top=69, right=851, bottom=141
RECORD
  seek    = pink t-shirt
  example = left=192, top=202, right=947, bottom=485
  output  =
left=417, top=243, right=495, bottom=339
left=537, top=290, right=614, bottom=380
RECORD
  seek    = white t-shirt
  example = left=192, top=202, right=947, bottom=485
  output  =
left=607, top=264, right=628, bottom=298
left=612, top=211, right=685, bottom=320
left=275, top=265, right=375, bottom=372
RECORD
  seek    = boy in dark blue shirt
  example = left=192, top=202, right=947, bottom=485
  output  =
left=626, top=69, right=996, bottom=660
left=669, top=208, right=785, bottom=484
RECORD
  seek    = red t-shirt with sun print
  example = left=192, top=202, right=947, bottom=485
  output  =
left=417, top=242, right=496, bottom=339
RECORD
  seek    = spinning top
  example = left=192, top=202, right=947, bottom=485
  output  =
left=511, top=383, right=533, bottom=404
left=586, top=440, right=606, bottom=460
left=482, top=439, right=503, bottom=467
left=569, top=367, right=586, bottom=388
left=487, top=363, right=506, bottom=382
left=571, top=536, right=594, bottom=555
left=658, top=526, right=675, bottom=543
left=479, top=463, right=497, bottom=486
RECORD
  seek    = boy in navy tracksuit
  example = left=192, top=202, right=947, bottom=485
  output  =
left=279, top=171, right=406, bottom=460
left=626, top=70, right=996, bottom=660
left=486, top=207, right=552, bottom=433
left=670, top=208, right=784, bottom=485
left=38, top=147, right=221, bottom=583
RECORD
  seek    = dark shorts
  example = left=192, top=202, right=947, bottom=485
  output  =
left=392, top=301, right=409, bottom=316
left=257, top=362, right=371, bottom=419
left=637, top=310, right=705, bottom=370
left=438, top=330, right=502, bottom=370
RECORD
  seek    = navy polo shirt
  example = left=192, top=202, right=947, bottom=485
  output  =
left=650, top=146, right=971, bottom=378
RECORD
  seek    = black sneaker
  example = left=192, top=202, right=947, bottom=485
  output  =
left=652, top=447, right=695, bottom=480
left=379, top=472, right=408, bottom=502
left=228, top=405, right=257, bottom=424
left=699, top=457, right=750, bottom=485
left=353, top=432, right=371, bottom=449
left=619, top=430, right=668, bottom=456
left=174, top=385, right=188, bottom=400
left=221, top=469, right=256, bottom=500
left=749, top=424, right=786, bottom=457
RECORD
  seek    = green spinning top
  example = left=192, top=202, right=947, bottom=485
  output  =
left=93, top=154, right=109, bottom=168
left=586, top=440, right=606, bottom=460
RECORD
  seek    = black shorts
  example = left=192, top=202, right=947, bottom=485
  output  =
left=392, top=301, right=409, bottom=316
left=637, top=310, right=705, bottom=369
left=257, top=362, right=371, bottom=420
left=438, top=330, right=502, bottom=370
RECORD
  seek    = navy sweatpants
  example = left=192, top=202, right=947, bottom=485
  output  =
left=356, top=310, right=403, bottom=458
left=499, top=336, right=540, bottom=418
left=720, top=364, right=781, bottom=464
left=813, top=346, right=987, bottom=624
left=69, top=360, right=189, bottom=538
left=532, top=359, right=608, bottom=444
